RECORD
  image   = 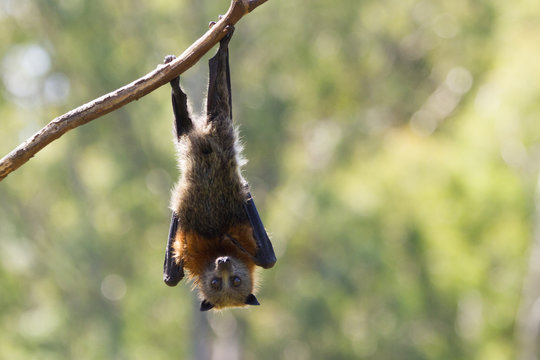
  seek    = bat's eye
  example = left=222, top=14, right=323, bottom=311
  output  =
left=231, top=276, right=241, bottom=287
left=211, top=278, right=222, bottom=289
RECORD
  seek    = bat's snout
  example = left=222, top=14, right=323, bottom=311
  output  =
left=217, top=256, right=230, bottom=265
left=215, top=256, right=232, bottom=272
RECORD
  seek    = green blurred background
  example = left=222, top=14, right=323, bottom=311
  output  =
left=2, top=0, right=540, bottom=359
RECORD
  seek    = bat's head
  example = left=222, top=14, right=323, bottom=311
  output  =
left=198, top=256, right=259, bottom=311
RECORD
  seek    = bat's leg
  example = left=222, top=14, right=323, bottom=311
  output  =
left=206, top=25, right=234, bottom=126
left=163, top=212, right=184, bottom=286
left=164, top=55, right=193, bottom=138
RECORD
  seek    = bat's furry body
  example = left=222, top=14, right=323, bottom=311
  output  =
left=163, top=26, right=275, bottom=311
left=170, top=107, right=248, bottom=238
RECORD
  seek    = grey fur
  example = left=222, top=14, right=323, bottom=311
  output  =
left=170, top=38, right=249, bottom=237
left=170, top=117, right=249, bottom=237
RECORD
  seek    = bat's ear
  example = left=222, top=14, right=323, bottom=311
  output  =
left=245, top=294, right=260, bottom=306
left=200, top=300, right=215, bottom=311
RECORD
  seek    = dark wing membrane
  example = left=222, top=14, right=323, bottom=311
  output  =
left=244, top=193, right=277, bottom=269
left=163, top=212, right=184, bottom=286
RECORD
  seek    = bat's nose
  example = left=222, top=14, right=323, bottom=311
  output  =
left=217, top=256, right=230, bottom=265
left=216, top=256, right=232, bottom=272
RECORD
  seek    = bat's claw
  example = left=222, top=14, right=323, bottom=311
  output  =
left=164, top=55, right=176, bottom=64
left=209, top=15, right=224, bottom=29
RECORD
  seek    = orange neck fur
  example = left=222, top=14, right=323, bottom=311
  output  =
left=174, top=223, right=258, bottom=284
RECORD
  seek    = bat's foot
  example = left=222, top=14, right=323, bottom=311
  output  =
left=164, top=55, right=181, bottom=90
left=220, top=25, right=235, bottom=46
left=164, top=55, right=176, bottom=64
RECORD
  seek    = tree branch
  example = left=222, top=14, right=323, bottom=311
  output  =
left=0, top=0, right=269, bottom=182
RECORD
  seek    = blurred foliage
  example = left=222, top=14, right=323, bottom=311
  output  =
left=1, top=0, right=540, bottom=359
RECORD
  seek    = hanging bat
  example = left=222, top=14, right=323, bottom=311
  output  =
left=162, top=25, right=276, bottom=311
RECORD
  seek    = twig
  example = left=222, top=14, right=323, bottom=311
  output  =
left=0, top=0, right=269, bottom=181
